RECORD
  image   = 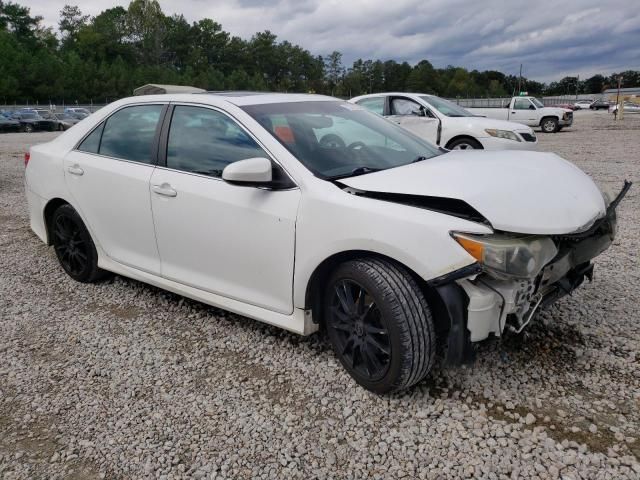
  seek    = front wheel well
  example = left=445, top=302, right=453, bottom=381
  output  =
left=43, top=198, right=70, bottom=245
left=304, top=251, right=448, bottom=334
left=539, top=115, right=559, bottom=125
left=445, top=135, right=484, bottom=150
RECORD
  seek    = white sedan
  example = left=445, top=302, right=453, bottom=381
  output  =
left=351, top=92, right=538, bottom=150
left=25, top=93, right=630, bottom=393
left=574, top=99, right=594, bottom=110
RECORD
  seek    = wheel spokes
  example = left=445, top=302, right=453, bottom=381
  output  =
left=329, top=278, right=391, bottom=381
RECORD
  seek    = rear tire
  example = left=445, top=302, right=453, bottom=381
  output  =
left=447, top=137, right=483, bottom=150
left=540, top=117, right=559, bottom=133
left=323, top=258, right=436, bottom=393
left=50, top=204, right=107, bottom=283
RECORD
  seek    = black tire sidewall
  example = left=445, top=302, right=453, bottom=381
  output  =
left=51, top=205, right=101, bottom=283
left=324, top=262, right=414, bottom=393
left=447, top=138, right=482, bottom=150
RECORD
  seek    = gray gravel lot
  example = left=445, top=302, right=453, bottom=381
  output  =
left=1, top=110, right=639, bottom=479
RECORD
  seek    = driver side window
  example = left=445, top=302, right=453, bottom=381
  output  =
left=166, top=106, right=268, bottom=178
left=514, top=99, right=532, bottom=110
left=391, top=98, right=422, bottom=116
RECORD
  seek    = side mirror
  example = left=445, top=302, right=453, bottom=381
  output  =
left=222, top=157, right=272, bottom=185
left=529, top=104, right=536, bottom=110
left=411, top=107, right=425, bottom=117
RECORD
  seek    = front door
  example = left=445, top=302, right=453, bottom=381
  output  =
left=386, top=97, right=439, bottom=144
left=510, top=98, right=538, bottom=124
left=63, top=104, right=165, bottom=274
left=149, top=105, right=300, bottom=314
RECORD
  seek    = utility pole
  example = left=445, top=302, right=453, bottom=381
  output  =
left=517, top=64, right=523, bottom=94
left=576, top=74, right=579, bottom=100
left=614, top=75, right=623, bottom=121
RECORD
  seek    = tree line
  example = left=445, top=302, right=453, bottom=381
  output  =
left=0, top=0, right=638, bottom=105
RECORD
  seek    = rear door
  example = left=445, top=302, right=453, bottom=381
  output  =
left=386, top=96, right=439, bottom=144
left=149, top=104, right=300, bottom=314
left=63, top=103, right=166, bottom=274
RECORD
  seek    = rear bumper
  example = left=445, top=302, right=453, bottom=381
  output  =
left=25, top=185, right=48, bottom=243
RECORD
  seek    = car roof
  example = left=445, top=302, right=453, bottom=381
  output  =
left=119, top=92, right=340, bottom=107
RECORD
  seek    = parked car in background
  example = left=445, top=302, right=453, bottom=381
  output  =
left=574, top=99, right=594, bottom=110
left=350, top=93, right=537, bottom=150
left=24, top=92, right=630, bottom=393
left=55, top=112, right=82, bottom=130
left=590, top=99, right=610, bottom=110
left=610, top=102, right=640, bottom=114
left=551, top=103, right=576, bottom=110
left=64, top=107, right=91, bottom=119
left=0, top=115, right=21, bottom=132
left=1, top=110, right=15, bottom=118
left=466, top=96, right=573, bottom=133
left=12, top=111, right=58, bottom=132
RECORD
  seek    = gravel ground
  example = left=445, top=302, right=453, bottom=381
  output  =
left=1, top=110, right=639, bottom=480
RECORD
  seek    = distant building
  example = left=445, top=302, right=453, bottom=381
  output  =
left=133, top=84, right=206, bottom=96
left=602, top=87, right=640, bottom=100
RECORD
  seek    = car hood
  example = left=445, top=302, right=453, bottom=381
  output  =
left=339, top=150, right=606, bottom=235
left=542, top=106, right=572, bottom=115
left=453, top=116, right=533, bottom=132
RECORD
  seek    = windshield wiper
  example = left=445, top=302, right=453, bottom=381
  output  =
left=328, top=166, right=382, bottom=180
left=411, top=155, right=429, bottom=163
left=350, top=166, right=381, bottom=176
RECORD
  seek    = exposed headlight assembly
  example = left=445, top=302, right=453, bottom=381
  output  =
left=484, top=129, right=521, bottom=142
left=452, top=233, right=558, bottom=279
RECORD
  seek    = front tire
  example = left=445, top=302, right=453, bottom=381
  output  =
left=541, top=117, right=559, bottom=133
left=447, top=137, right=483, bottom=150
left=51, top=204, right=106, bottom=283
left=24, top=124, right=34, bottom=133
left=324, top=258, right=436, bottom=394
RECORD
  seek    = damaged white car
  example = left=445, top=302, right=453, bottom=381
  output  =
left=25, top=93, right=630, bottom=393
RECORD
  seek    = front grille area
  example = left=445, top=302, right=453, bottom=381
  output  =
left=520, top=133, right=537, bottom=142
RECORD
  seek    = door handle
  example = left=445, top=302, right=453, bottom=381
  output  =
left=152, top=183, right=177, bottom=197
left=67, top=165, right=84, bottom=176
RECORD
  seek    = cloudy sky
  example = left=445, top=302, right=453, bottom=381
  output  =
left=25, top=0, right=640, bottom=82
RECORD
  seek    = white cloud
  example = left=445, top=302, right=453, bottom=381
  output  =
left=23, top=0, right=640, bottom=81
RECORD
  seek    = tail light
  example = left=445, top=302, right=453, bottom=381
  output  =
left=24, top=152, right=30, bottom=167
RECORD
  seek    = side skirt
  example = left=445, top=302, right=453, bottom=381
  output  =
left=98, top=256, right=318, bottom=336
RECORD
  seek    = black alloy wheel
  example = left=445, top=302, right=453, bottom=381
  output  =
left=328, top=279, right=391, bottom=382
left=51, top=204, right=106, bottom=282
left=324, top=258, right=436, bottom=393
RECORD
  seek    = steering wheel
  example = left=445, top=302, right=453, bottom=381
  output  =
left=347, top=141, right=367, bottom=150
left=319, top=134, right=346, bottom=148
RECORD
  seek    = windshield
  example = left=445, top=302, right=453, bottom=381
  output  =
left=531, top=98, right=544, bottom=108
left=242, top=101, right=441, bottom=179
left=20, top=113, right=36, bottom=119
left=420, top=96, right=472, bottom=117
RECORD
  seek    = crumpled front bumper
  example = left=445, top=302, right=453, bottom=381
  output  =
left=432, top=180, right=631, bottom=365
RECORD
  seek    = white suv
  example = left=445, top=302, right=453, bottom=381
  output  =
left=25, top=93, right=629, bottom=393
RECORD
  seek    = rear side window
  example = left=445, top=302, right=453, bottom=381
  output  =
left=356, top=97, right=385, bottom=115
left=98, top=105, right=163, bottom=163
left=166, top=106, right=268, bottom=178
left=77, top=123, right=104, bottom=153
